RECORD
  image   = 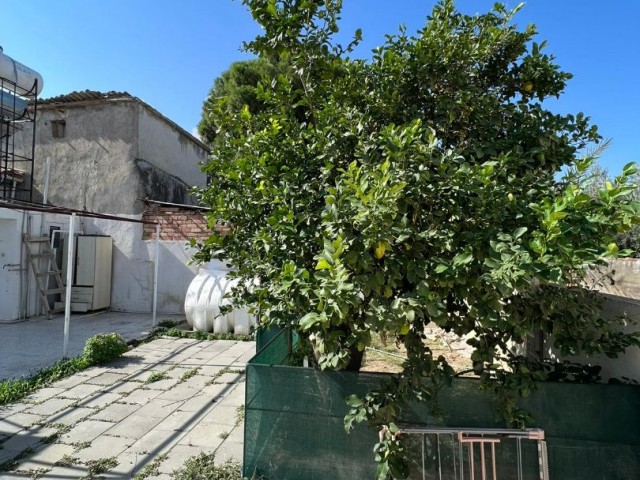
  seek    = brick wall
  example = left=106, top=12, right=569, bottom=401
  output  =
left=142, top=205, right=218, bottom=241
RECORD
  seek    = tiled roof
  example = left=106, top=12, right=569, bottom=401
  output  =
left=36, top=90, right=134, bottom=106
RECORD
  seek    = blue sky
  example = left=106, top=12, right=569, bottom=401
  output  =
left=2, top=1, right=638, bottom=174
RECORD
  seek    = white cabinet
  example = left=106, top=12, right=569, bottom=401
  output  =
left=62, top=235, right=112, bottom=311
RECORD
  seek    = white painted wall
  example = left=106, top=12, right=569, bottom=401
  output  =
left=137, top=106, right=207, bottom=189
left=0, top=208, right=45, bottom=323
left=82, top=216, right=198, bottom=314
left=546, top=293, right=640, bottom=382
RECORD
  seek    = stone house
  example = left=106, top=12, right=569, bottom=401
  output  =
left=0, top=91, right=212, bottom=322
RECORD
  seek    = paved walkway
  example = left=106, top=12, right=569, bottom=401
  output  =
left=0, top=336, right=255, bottom=479
left=0, top=312, right=179, bottom=380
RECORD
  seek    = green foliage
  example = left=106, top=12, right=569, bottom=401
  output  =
left=1, top=332, right=129, bottom=406
left=196, top=0, right=640, bottom=477
left=82, top=333, right=128, bottom=366
left=583, top=159, right=640, bottom=256
left=199, top=58, right=278, bottom=147
left=171, top=453, right=259, bottom=480
left=145, top=371, right=169, bottom=384
left=83, top=457, right=118, bottom=479
left=161, top=327, right=253, bottom=342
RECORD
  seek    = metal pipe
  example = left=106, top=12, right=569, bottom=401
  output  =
left=43, top=156, right=50, bottom=205
left=63, top=213, right=75, bottom=358
left=152, top=223, right=160, bottom=326
left=491, top=441, right=497, bottom=480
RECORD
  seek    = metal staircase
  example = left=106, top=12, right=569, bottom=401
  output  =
left=23, top=235, right=66, bottom=318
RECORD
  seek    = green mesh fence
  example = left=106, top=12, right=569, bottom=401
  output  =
left=244, top=329, right=640, bottom=479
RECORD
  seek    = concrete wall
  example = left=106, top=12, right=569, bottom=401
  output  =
left=0, top=208, right=44, bottom=323
left=589, top=258, right=640, bottom=300
left=15, top=102, right=142, bottom=214
left=137, top=106, right=207, bottom=191
left=546, top=293, right=640, bottom=382
left=82, top=216, right=198, bottom=314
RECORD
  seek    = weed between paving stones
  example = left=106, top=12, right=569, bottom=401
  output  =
left=145, top=371, right=170, bottom=384
left=83, top=456, right=118, bottom=479
left=132, top=453, right=168, bottom=479
left=172, top=452, right=259, bottom=480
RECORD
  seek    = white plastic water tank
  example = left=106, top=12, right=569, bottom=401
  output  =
left=0, top=48, right=44, bottom=96
left=184, top=260, right=255, bottom=334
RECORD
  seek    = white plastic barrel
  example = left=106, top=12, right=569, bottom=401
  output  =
left=184, top=260, right=255, bottom=334
left=0, top=48, right=44, bottom=97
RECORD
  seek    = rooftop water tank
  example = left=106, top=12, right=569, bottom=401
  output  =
left=184, top=260, right=255, bottom=335
left=0, top=47, right=44, bottom=97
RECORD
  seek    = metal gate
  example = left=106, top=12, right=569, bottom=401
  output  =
left=400, top=426, right=549, bottom=480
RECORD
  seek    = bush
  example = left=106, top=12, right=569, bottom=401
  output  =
left=172, top=454, right=242, bottom=480
left=82, top=333, right=128, bottom=365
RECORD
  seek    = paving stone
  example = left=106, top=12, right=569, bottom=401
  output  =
left=46, top=406, right=94, bottom=426
left=156, top=386, right=200, bottom=403
left=121, top=388, right=162, bottom=405
left=214, top=440, right=243, bottom=463
left=134, top=399, right=180, bottom=419
left=197, top=365, right=224, bottom=377
left=158, top=444, right=208, bottom=474
left=163, top=366, right=195, bottom=379
left=74, top=434, right=133, bottom=462
left=178, top=393, right=217, bottom=414
left=180, top=375, right=213, bottom=390
left=106, top=415, right=164, bottom=439
left=0, top=412, right=45, bottom=437
left=96, top=451, right=140, bottom=478
left=0, top=427, right=58, bottom=462
left=0, top=471, right=33, bottom=478
left=127, top=427, right=182, bottom=455
left=60, top=419, right=114, bottom=444
left=209, top=355, right=239, bottom=365
left=13, top=442, right=75, bottom=472
left=75, top=366, right=111, bottom=378
left=58, top=382, right=104, bottom=400
left=49, top=375, right=87, bottom=389
left=201, top=405, right=238, bottom=427
left=24, top=387, right=67, bottom=403
left=41, top=465, right=87, bottom=478
left=227, top=425, right=244, bottom=444
left=90, top=402, right=139, bottom=423
left=85, top=372, right=128, bottom=386
left=142, top=378, right=180, bottom=391
left=105, top=381, right=140, bottom=396
left=0, top=403, right=30, bottom=417
left=156, top=410, right=204, bottom=432
left=24, top=397, right=77, bottom=416
left=78, top=391, right=121, bottom=409
left=179, top=422, right=227, bottom=449
left=127, top=368, right=172, bottom=383
left=210, top=372, right=244, bottom=385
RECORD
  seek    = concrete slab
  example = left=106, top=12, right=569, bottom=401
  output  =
left=0, top=312, right=179, bottom=380
left=60, top=419, right=114, bottom=444
left=14, top=442, right=75, bottom=472
left=0, top=336, right=256, bottom=479
left=90, top=402, right=138, bottom=423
